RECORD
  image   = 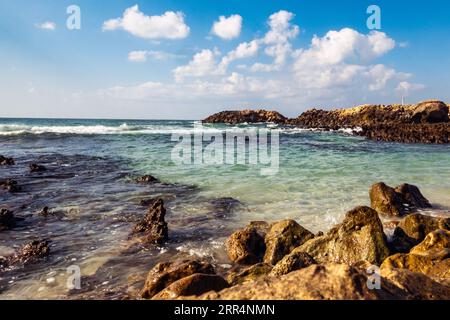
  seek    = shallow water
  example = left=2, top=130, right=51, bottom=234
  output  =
left=0, top=118, right=449, bottom=299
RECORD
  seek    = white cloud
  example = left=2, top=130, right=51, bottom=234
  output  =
left=173, top=48, right=221, bottom=82
left=219, top=40, right=259, bottom=72
left=263, top=10, right=299, bottom=45
left=36, top=21, right=56, bottom=31
left=211, top=15, right=242, bottom=40
left=396, top=81, right=425, bottom=95
left=128, top=50, right=183, bottom=62
left=102, top=5, right=190, bottom=39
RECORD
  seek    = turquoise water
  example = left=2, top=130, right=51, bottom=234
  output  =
left=1, top=118, right=450, bottom=298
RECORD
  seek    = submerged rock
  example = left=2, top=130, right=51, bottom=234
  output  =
left=227, top=263, right=273, bottom=285
left=0, top=179, right=21, bottom=193
left=369, top=182, right=431, bottom=217
left=141, top=259, right=215, bottom=299
left=5, top=240, right=50, bottom=267
left=139, top=198, right=158, bottom=207
left=132, top=198, right=168, bottom=244
left=0, top=208, right=16, bottom=231
left=152, top=273, right=229, bottom=300
left=270, top=251, right=316, bottom=276
left=0, top=156, right=15, bottom=166
left=203, top=109, right=287, bottom=124
left=135, top=175, right=160, bottom=184
left=224, top=224, right=266, bottom=265
left=263, top=219, right=314, bottom=265
left=411, top=100, right=449, bottom=124
left=29, top=163, right=47, bottom=173
left=295, top=206, right=390, bottom=265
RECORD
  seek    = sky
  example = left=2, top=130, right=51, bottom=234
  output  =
left=1, top=0, right=450, bottom=119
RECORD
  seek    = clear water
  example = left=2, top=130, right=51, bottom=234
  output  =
left=1, top=118, right=449, bottom=299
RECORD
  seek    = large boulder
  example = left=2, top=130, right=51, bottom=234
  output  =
left=152, top=274, right=229, bottom=300
left=227, top=263, right=273, bottom=285
left=295, top=206, right=390, bottom=265
left=197, top=263, right=405, bottom=300
left=140, top=260, right=215, bottom=299
left=411, top=100, right=449, bottom=124
left=369, top=182, right=431, bottom=217
left=410, top=229, right=450, bottom=258
left=270, top=251, right=316, bottom=276
left=263, top=220, right=314, bottom=265
left=224, top=223, right=266, bottom=265
left=131, top=198, right=168, bottom=244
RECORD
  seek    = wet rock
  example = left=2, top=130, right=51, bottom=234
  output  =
left=380, top=267, right=450, bottom=300
left=7, top=240, right=50, bottom=266
left=224, top=224, right=266, bottom=265
left=369, top=182, right=431, bottom=217
left=0, top=155, right=15, bottom=166
left=295, top=206, right=390, bottom=265
left=209, top=197, right=243, bottom=218
left=132, top=198, right=168, bottom=244
left=203, top=109, right=287, bottom=124
left=0, top=179, right=21, bottom=193
left=263, top=219, right=314, bottom=265
left=152, top=274, right=229, bottom=300
left=141, top=259, right=215, bottom=299
left=410, top=229, right=450, bottom=258
left=411, top=100, right=449, bottom=124
left=270, top=251, right=316, bottom=276
left=38, top=206, right=50, bottom=217
left=198, top=263, right=405, bottom=300
left=390, top=214, right=450, bottom=253
left=0, top=208, right=16, bottom=231
left=135, top=175, right=160, bottom=184
left=139, top=198, right=158, bottom=207
left=227, top=263, right=273, bottom=285
left=29, top=163, right=47, bottom=173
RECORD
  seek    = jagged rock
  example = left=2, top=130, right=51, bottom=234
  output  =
left=411, top=100, right=449, bottom=124
left=0, top=155, right=15, bottom=165
left=410, top=229, right=450, bottom=258
left=270, top=251, right=316, bottom=276
left=263, top=220, right=314, bottom=265
left=369, top=182, right=431, bottom=217
left=132, top=198, right=168, bottom=244
left=141, top=260, right=215, bottom=299
left=0, top=208, right=16, bottom=231
left=197, top=263, right=406, bottom=300
left=152, top=274, right=229, bottom=300
left=295, top=206, right=390, bottom=265
left=380, top=267, right=450, bottom=299
left=203, top=109, right=287, bottom=124
left=390, top=214, right=450, bottom=253
left=29, top=163, right=46, bottom=173
left=6, top=240, right=50, bottom=266
left=224, top=224, right=266, bottom=265
left=227, top=263, right=273, bottom=285
left=135, top=175, right=160, bottom=183
left=0, top=179, right=21, bottom=193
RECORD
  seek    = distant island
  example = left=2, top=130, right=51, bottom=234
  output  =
left=203, top=100, right=450, bottom=144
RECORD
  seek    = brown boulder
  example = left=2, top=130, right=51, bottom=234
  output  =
left=263, top=219, right=314, bottom=265
left=152, top=273, right=229, bottom=300
left=227, top=263, right=273, bottom=285
left=395, top=184, right=432, bottom=208
left=141, top=260, right=215, bottom=299
left=7, top=240, right=50, bottom=266
left=132, top=198, right=168, bottom=244
left=198, top=263, right=404, bottom=300
left=411, top=100, right=449, bottom=124
left=410, top=229, right=450, bottom=258
left=224, top=224, right=265, bottom=265
left=270, top=251, right=316, bottom=276
left=295, top=206, right=390, bottom=265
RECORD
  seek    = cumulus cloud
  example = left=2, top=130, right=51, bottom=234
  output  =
left=173, top=48, right=221, bottom=82
left=102, top=5, right=189, bottom=39
left=396, top=81, right=425, bottom=95
left=211, top=14, right=242, bottom=40
left=36, top=21, right=56, bottom=30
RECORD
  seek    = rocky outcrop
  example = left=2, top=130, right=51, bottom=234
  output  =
left=0, top=179, right=21, bottom=193
left=1, top=240, right=50, bottom=269
left=197, top=263, right=407, bottom=300
left=411, top=100, right=449, bottom=124
left=203, top=109, right=287, bottom=124
left=270, top=251, right=316, bottom=276
left=152, top=274, right=229, bottom=300
left=224, top=223, right=266, bottom=265
left=0, top=155, right=15, bottom=165
left=295, top=206, right=390, bottom=265
left=227, top=263, right=273, bottom=285
left=369, top=182, right=431, bottom=217
left=263, top=220, right=314, bottom=265
left=29, top=163, right=46, bottom=173
left=141, top=259, right=215, bottom=299
left=131, top=198, right=168, bottom=244
left=135, top=175, right=160, bottom=183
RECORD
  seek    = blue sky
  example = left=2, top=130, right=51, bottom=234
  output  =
left=1, top=0, right=449, bottom=119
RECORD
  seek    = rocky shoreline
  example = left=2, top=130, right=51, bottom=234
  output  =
left=202, top=100, right=450, bottom=144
